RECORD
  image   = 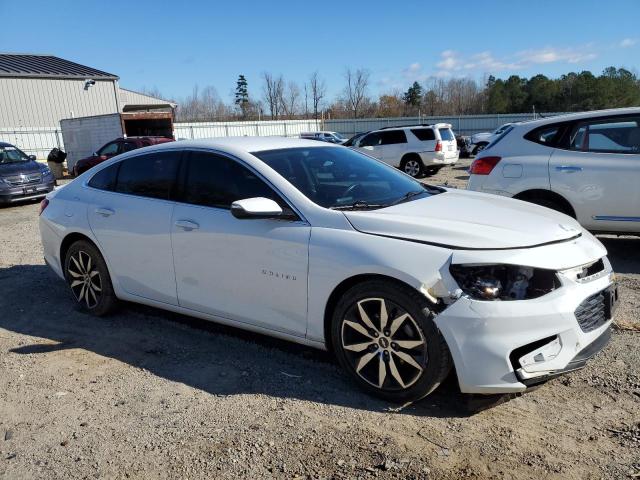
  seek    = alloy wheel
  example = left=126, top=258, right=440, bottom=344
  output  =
left=340, top=297, right=427, bottom=391
left=404, top=160, right=421, bottom=177
left=67, top=250, right=102, bottom=309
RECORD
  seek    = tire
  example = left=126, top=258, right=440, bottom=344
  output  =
left=331, top=280, right=452, bottom=403
left=400, top=155, right=424, bottom=178
left=64, top=240, right=118, bottom=316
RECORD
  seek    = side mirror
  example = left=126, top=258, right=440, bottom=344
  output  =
left=28, top=155, right=37, bottom=161
left=92, top=152, right=98, bottom=157
left=231, top=197, right=283, bottom=219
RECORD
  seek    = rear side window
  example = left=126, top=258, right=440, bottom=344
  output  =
left=569, top=117, right=640, bottom=154
left=181, top=151, right=281, bottom=209
left=524, top=125, right=562, bottom=146
left=379, top=130, right=407, bottom=145
left=115, top=152, right=180, bottom=200
left=88, top=163, right=119, bottom=191
left=438, top=128, right=454, bottom=141
left=411, top=128, right=435, bottom=141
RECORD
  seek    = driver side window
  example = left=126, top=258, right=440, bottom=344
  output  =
left=359, top=133, right=381, bottom=147
left=180, top=151, right=287, bottom=210
left=99, top=142, right=120, bottom=156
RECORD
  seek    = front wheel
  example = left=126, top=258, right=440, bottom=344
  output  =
left=331, top=280, right=452, bottom=403
left=64, top=240, right=118, bottom=316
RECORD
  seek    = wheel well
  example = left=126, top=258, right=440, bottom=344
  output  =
left=322, top=274, right=422, bottom=354
left=400, top=153, right=422, bottom=165
left=59, top=232, right=99, bottom=268
left=513, top=189, right=576, bottom=218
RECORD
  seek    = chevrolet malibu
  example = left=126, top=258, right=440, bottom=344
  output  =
left=39, top=138, right=618, bottom=402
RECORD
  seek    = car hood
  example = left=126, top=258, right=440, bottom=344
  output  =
left=0, top=160, right=41, bottom=176
left=343, top=189, right=583, bottom=250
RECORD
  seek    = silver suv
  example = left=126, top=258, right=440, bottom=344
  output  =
left=350, top=123, right=459, bottom=177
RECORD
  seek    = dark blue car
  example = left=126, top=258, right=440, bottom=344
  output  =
left=0, top=142, right=55, bottom=205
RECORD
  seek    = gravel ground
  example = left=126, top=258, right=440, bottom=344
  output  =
left=0, top=162, right=639, bottom=479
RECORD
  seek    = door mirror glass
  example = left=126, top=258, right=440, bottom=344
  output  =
left=231, top=197, right=283, bottom=219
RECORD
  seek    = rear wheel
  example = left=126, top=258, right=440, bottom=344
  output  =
left=400, top=155, right=424, bottom=178
left=64, top=240, right=117, bottom=316
left=331, top=280, right=451, bottom=403
left=517, top=193, right=576, bottom=218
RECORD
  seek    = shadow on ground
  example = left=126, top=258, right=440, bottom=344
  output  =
left=597, top=236, right=640, bottom=274
left=0, top=264, right=511, bottom=419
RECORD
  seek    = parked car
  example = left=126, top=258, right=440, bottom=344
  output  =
left=73, top=136, right=174, bottom=176
left=341, top=132, right=367, bottom=147
left=300, top=131, right=347, bottom=144
left=350, top=124, right=459, bottom=178
left=40, top=137, right=617, bottom=402
left=470, top=123, right=513, bottom=155
left=0, top=142, right=55, bottom=204
left=467, top=107, right=640, bottom=234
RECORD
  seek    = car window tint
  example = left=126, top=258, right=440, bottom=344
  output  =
left=525, top=125, right=561, bottom=146
left=570, top=117, right=640, bottom=154
left=115, top=152, right=180, bottom=200
left=88, top=163, right=119, bottom=191
left=99, top=142, right=120, bottom=156
left=123, top=142, right=137, bottom=152
left=182, top=151, right=281, bottom=209
left=410, top=128, right=435, bottom=141
left=359, top=133, right=381, bottom=147
left=438, top=128, right=454, bottom=141
left=379, top=130, right=407, bottom=145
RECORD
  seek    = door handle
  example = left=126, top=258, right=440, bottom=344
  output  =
left=175, top=219, right=200, bottom=231
left=95, top=207, right=115, bottom=217
left=555, top=166, right=583, bottom=173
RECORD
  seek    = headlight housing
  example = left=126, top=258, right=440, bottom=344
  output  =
left=450, top=264, right=560, bottom=301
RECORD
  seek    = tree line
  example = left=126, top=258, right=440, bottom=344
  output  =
left=147, top=66, right=640, bottom=123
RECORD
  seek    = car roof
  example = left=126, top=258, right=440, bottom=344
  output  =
left=0, top=141, right=15, bottom=148
left=513, top=107, right=640, bottom=129
left=167, top=136, right=339, bottom=153
left=376, top=123, right=452, bottom=131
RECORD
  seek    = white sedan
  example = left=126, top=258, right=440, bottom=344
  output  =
left=39, top=137, right=617, bottom=402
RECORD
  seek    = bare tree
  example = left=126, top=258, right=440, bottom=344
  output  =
left=344, top=68, right=370, bottom=118
left=176, top=84, right=230, bottom=122
left=308, top=71, right=326, bottom=121
left=281, top=81, right=300, bottom=119
left=262, top=72, right=284, bottom=119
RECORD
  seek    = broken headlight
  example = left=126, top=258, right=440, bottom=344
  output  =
left=449, top=264, right=560, bottom=301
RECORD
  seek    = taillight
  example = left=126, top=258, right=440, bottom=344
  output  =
left=435, top=140, right=442, bottom=152
left=38, top=198, right=49, bottom=216
left=469, top=156, right=501, bottom=175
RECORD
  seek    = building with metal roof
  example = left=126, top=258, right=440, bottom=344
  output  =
left=0, top=53, right=174, bottom=129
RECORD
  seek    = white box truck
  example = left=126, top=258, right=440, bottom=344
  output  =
left=61, top=112, right=174, bottom=172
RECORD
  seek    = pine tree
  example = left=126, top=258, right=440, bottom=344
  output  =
left=402, top=81, right=423, bottom=107
left=235, top=74, right=249, bottom=118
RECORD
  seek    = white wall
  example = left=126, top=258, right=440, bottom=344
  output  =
left=0, top=78, right=119, bottom=129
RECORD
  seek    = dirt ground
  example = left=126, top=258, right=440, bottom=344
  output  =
left=0, top=160, right=638, bottom=479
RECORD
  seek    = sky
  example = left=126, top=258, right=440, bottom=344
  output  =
left=1, top=0, right=639, bottom=103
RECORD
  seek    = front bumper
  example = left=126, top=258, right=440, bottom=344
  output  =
left=0, top=180, right=55, bottom=204
left=435, top=258, right=616, bottom=394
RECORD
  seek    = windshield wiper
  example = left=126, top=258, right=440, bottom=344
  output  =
left=330, top=200, right=387, bottom=211
left=384, top=190, right=428, bottom=207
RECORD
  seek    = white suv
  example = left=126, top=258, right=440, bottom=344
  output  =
left=467, top=108, right=640, bottom=234
left=351, top=124, right=459, bottom=177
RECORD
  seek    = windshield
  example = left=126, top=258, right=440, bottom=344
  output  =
left=0, top=145, right=30, bottom=164
left=331, top=132, right=345, bottom=140
left=253, top=146, right=440, bottom=210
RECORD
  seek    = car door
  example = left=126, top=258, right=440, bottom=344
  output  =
left=549, top=115, right=640, bottom=232
left=170, top=150, right=311, bottom=337
left=355, top=132, right=384, bottom=160
left=87, top=150, right=182, bottom=305
left=377, top=130, right=408, bottom=167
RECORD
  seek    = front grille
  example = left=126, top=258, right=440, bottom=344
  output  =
left=3, top=173, right=42, bottom=186
left=575, top=291, right=607, bottom=333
